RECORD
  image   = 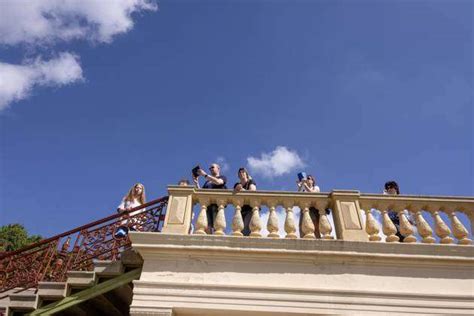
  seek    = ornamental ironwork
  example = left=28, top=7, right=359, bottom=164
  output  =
left=0, top=197, right=168, bottom=295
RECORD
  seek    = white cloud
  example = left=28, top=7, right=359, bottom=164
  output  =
left=0, top=53, right=83, bottom=110
left=0, top=0, right=157, bottom=45
left=216, top=156, right=230, bottom=173
left=0, top=0, right=156, bottom=110
left=247, top=146, right=305, bottom=178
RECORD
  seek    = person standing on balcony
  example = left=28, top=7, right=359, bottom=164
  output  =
left=297, top=175, right=327, bottom=238
left=193, top=163, right=227, bottom=234
left=297, top=174, right=320, bottom=193
left=178, top=179, right=190, bottom=186
left=115, top=183, right=147, bottom=238
left=383, top=181, right=414, bottom=242
left=234, top=167, right=257, bottom=236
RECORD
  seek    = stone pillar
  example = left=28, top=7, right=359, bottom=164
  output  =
left=161, top=186, right=194, bottom=235
left=330, top=190, right=368, bottom=242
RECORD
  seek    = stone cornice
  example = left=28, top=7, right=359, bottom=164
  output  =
left=130, top=233, right=474, bottom=268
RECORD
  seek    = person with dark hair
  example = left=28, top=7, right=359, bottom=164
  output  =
left=297, top=175, right=320, bottom=193
left=297, top=174, right=329, bottom=238
left=234, top=167, right=257, bottom=236
left=383, top=180, right=412, bottom=242
left=384, top=181, right=400, bottom=195
left=193, top=163, right=227, bottom=234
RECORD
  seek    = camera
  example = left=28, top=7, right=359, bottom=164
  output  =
left=192, top=165, right=202, bottom=177
left=297, top=172, right=307, bottom=182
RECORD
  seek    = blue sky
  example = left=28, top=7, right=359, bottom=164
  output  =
left=0, top=0, right=472, bottom=238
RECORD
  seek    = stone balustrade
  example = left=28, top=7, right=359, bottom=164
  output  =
left=192, top=188, right=334, bottom=239
left=161, top=186, right=473, bottom=245
left=359, top=194, right=473, bottom=245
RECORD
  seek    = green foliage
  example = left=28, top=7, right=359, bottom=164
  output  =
left=0, top=224, right=42, bottom=252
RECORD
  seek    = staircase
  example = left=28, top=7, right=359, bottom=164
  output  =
left=0, top=197, right=168, bottom=316
left=4, top=249, right=142, bottom=315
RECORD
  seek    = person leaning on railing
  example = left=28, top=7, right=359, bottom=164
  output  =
left=193, top=163, right=227, bottom=234
left=114, top=183, right=146, bottom=238
left=233, top=167, right=257, bottom=236
left=297, top=175, right=328, bottom=238
left=383, top=180, right=415, bottom=242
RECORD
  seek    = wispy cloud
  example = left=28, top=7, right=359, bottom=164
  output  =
left=247, top=146, right=305, bottom=178
left=0, top=0, right=157, bottom=110
left=0, top=53, right=83, bottom=110
left=216, top=156, right=230, bottom=173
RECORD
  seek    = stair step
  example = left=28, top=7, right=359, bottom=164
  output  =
left=37, top=282, right=67, bottom=300
left=120, top=249, right=143, bottom=268
left=66, top=271, right=97, bottom=289
left=94, top=260, right=125, bottom=277
left=6, top=292, right=38, bottom=312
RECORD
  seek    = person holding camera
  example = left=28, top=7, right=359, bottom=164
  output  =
left=234, top=167, right=257, bottom=236
left=297, top=174, right=320, bottom=193
left=296, top=174, right=326, bottom=238
left=192, top=163, right=227, bottom=234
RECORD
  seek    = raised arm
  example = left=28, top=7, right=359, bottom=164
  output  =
left=204, top=174, right=224, bottom=185
left=193, top=176, right=200, bottom=188
left=296, top=181, right=303, bottom=192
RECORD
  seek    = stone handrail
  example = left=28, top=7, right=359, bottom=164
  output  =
left=161, top=186, right=473, bottom=245
left=359, top=194, right=473, bottom=244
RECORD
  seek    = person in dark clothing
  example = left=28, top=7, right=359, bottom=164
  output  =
left=234, top=167, right=257, bottom=236
left=383, top=180, right=412, bottom=242
left=193, top=163, right=227, bottom=233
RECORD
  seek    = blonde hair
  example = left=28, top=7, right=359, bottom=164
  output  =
left=124, top=183, right=146, bottom=204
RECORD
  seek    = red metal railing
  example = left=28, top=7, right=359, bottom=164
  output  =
left=0, top=196, right=168, bottom=295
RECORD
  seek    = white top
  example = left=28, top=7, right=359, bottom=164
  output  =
left=298, top=183, right=321, bottom=193
left=117, top=198, right=143, bottom=217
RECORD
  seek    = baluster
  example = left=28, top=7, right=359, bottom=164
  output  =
left=398, top=208, right=417, bottom=243
left=194, top=200, right=208, bottom=235
left=414, top=210, right=435, bottom=243
left=448, top=211, right=471, bottom=245
left=231, top=202, right=244, bottom=237
left=364, top=208, right=381, bottom=242
left=249, top=200, right=262, bottom=238
left=214, top=200, right=227, bottom=236
left=284, top=202, right=297, bottom=239
left=267, top=204, right=280, bottom=238
left=300, top=203, right=315, bottom=239
left=431, top=210, right=454, bottom=244
left=319, top=206, right=333, bottom=240
left=381, top=209, right=399, bottom=242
